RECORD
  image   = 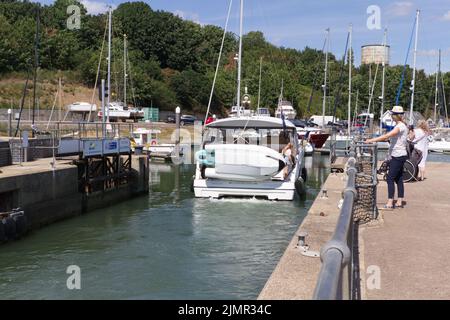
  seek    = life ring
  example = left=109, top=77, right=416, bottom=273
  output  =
left=151, top=140, right=157, bottom=146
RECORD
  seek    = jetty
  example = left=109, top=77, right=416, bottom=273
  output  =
left=260, top=146, right=450, bottom=300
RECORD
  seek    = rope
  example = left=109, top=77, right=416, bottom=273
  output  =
left=203, top=0, right=233, bottom=130
left=88, top=15, right=108, bottom=122
left=395, top=16, right=417, bottom=105
left=46, top=86, right=59, bottom=130
left=331, top=31, right=350, bottom=123
left=306, top=38, right=327, bottom=115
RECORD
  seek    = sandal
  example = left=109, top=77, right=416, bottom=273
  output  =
left=395, top=201, right=406, bottom=208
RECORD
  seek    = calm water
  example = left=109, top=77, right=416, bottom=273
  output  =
left=0, top=155, right=329, bottom=300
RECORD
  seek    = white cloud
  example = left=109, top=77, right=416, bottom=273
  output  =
left=443, top=10, right=450, bottom=21
left=81, top=0, right=114, bottom=15
left=174, top=9, right=202, bottom=25
left=387, top=2, right=415, bottom=17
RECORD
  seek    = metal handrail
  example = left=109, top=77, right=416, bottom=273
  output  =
left=313, top=157, right=357, bottom=300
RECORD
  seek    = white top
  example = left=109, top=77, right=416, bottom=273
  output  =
left=413, top=128, right=428, bottom=153
left=389, top=122, right=408, bottom=157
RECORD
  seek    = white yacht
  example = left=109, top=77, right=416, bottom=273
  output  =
left=193, top=117, right=306, bottom=201
left=275, top=100, right=297, bottom=120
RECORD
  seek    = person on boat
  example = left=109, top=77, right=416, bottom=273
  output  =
left=281, top=142, right=295, bottom=179
left=366, top=106, right=408, bottom=210
left=409, top=120, right=431, bottom=181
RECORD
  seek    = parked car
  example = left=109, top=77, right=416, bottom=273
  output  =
left=180, top=115, right=197, bottom=126
left=166, top=115, right=176, bottom=123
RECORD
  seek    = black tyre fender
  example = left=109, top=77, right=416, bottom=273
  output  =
left=3, top=216, right=16, bottom=240
left=295, top=177, right=306, bottom=196
left=13, top=214, right=27, bottom=237
left=0, top=219, right=6, bottom=243
left=301, top=167, right=308, bottom=183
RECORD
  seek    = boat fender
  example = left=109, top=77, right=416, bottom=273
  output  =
left=3, top=216, right=16, bottom=240
left=195, top=149, right=215, bottom=166
left=12, top=213, right=27, bottom=238
left=190, top=175, right=195, bottom=192
left=301, top=167, right=308, bottom=182
left=0, top=219, right=6, bottom=243
left=295, top=177, right=306, bottom=196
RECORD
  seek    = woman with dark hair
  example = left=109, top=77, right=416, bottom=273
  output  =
left=366, top=106, right=409, bottom=210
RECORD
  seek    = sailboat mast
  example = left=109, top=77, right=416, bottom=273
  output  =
left=410, top=9, right=420, bottom=124
left=257, top=56, right=262, bottom=111
left=434, top=50, right=440, bottom=124
left=107, top=7, right=112, bottom=123
left=124, top=34, right=127, bottom=108
left=380, top=28, right=387, bottom=133
left=322, top=28, right=330, bottom=129
left=347, top=24, right=352, bottom=140
left=237, top=0, right=244, bottom=118
left=32, top=6, right=40, bottom=129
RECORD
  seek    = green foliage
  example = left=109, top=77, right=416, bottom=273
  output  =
left=0, top=0, right=445, bottom=118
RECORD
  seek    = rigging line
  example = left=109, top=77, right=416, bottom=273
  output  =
left=46, top=86, right=59, bottom=130
left=395, top=15, right=417, bottom=105
left=306, top=37, right=327, bottom=115
left=364, top=62, right=380, bottom=127
left=331, top=31, right=350, bottom=123
left=204, top=0, right=233, bottom=129
left=14, top=68, right=31, bottom=137
left=88, top=15, right=108, bottom=122
left=127, top=52, right=138, bottom=108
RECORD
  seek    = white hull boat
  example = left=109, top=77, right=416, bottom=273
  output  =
left=428, top=138, right=450, bottom=153
left=193, top=117, right=306, bottom=201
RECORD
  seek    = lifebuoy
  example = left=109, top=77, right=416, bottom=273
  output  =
left=151, top=140, right=157, bottom=146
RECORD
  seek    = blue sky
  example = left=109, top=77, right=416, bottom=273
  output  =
left=37, top=0, right=450, bottom=73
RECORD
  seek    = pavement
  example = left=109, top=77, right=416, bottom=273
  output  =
left=360, top=161, right=450, bottom=300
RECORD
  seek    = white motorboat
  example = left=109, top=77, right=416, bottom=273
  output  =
left=428, top=136, right=450, bottom=153
left=132, top=128, right=181, bottom=158
left=275, top=100, right=296, bottom=120
left=193, top=117, right=306, bottom=200
left=99, top=102, right=144, bottom=122
left=68, top=102, right=97, bottom=113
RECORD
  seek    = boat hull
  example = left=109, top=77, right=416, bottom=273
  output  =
left=309, top=133, right=330, bottom=149
left=194, top=154, right=303, bottom=201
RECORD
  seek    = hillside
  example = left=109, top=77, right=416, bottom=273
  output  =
left=0, top=0, right=447, bottom=120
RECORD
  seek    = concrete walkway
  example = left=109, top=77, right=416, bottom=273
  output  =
left=360, top=162, right=450, bottom=300
left=259, top=172, right=346, bottom=300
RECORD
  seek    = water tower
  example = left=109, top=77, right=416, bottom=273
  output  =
left=361, top=44, right=390, bottom=65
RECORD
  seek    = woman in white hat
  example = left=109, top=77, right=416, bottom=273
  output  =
left=366, top=106, right=409, bottom=209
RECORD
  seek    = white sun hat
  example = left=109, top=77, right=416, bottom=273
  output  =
left=390, top=106, right=405, bottom=115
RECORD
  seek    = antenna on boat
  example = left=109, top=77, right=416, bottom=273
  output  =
left=237, top=0, right=244, bottom=118
left=409, top=9, right=420, bottom=125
